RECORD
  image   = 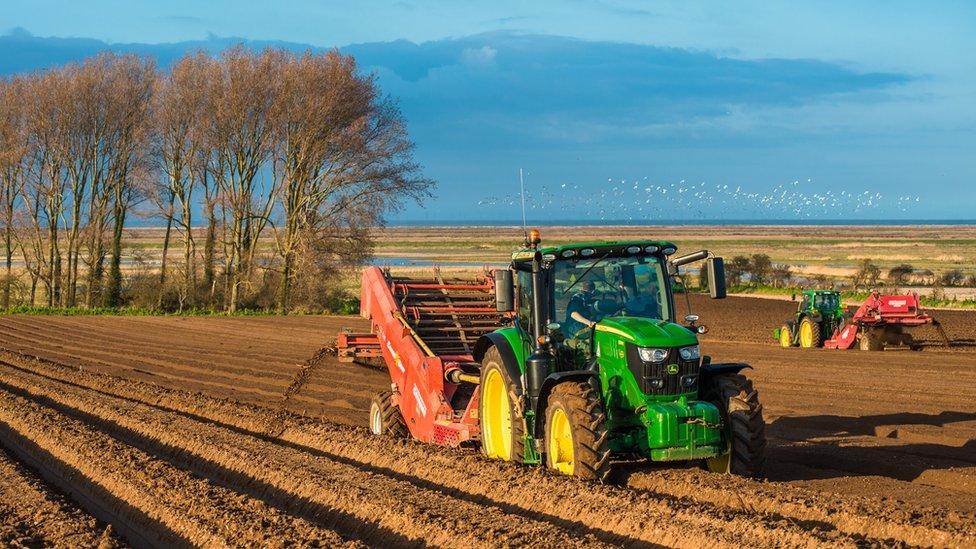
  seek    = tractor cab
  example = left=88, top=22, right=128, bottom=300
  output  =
left=797, top=290, right=840, bottom=316
left=520, top=242, right=673, bottom=352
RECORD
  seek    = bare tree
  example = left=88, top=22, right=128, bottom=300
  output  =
left=152, top=52, right=215, bottom=310
left=0, top=78, right=29, bottom=307
left=852, top=259, right=881, bottom=291
left=770, top=264, right=792, bottom=288
left=206, top=47, right=279, bottom=312
left=270, top=51, right=433, bottom=311
left=102, top=56, right=155, bottom=308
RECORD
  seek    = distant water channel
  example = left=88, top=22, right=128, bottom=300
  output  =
left=369, top=256, right=507, bottom=267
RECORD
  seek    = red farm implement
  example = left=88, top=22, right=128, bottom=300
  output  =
left=337, top=266, right=506, bottom=447
left=824, top=290, right=949, bottom=351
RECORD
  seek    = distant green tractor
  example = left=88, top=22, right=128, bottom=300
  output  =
left=775, top=290, right=844, bottom=348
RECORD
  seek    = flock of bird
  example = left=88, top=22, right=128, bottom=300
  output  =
left=476, top=177, right=922, bottom=221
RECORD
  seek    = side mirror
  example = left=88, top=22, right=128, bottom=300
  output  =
left=546, top=322, right=565, bottom=343
left=707, top=257, right=726, bottom=299
left=494, top=269, right=515, bottom=312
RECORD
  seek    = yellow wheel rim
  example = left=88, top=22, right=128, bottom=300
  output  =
left=799, top=321, right=814, bottom=348
left=481, top=369, right=513, bottom=461
left=547, top=407, right=575, bottom=475
left=706, top=451, right=731, bottom=474
left=780, top=327, right=791, bottom=348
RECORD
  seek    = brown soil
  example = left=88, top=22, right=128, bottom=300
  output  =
left=0, top=297, right=975, bottom=546
left=0, top=446, right=122, bottom=547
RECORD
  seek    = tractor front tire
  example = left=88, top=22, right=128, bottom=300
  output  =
left=479, top=347, right=525, bottom=462
left=799, top=317, right=822, bottom=348
left=544, top=381, right=611, bottom=481
left=701, top=373, right=766, bottom=478
left=779, top=324, right=794, bottom=348
left=369, top=390, right=408, bottom=437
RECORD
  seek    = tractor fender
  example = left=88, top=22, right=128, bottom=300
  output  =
left=533, top=369, right=601, bottom=434
left=472, top=333, right=523, bottom=397
left=700, top=362, right=752, bottom=384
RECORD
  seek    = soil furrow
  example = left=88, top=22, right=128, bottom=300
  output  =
left=0, top=327, right=376, bottom=411
left=0, top=445, right=123, bottom=548
left=0, top=351, right=901, bottom=548
left=0, top=387, right=356, bottom=548
left=9, top=346, right=974, bottom=546
left=0, top=362, right=623, bottom=548
left=0, top=318, right=306, bottom=375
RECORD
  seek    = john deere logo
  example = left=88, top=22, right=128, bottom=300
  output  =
left=667, top=364, right=679, bottom=375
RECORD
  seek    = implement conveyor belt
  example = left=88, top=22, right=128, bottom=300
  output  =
left=390, top=270, right=504, bottom=356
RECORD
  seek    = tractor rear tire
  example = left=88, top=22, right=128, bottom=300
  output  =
left=799, top=317, right=822, bottom=348
left=701, top=373, right=766, bottom=478
left=479, top=347, right=525, bottom=463
left=779, top=324, right=794, bottom=348
left=544, top=381, right=611, bottom=482
left=859, top=327, right=885, bottom=351
left=369, top=390, right=408, bottom=438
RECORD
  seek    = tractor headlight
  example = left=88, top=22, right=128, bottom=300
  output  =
left=682, top=375, right=698, bottom=387
left=649, top=378, right=665, bottom=389
left=638, top=347, right=668, bottom=362
left=679, top=345, right=700, bottom=360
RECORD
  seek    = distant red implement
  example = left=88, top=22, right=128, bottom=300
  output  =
left=824, top=290, right=948, bottom=351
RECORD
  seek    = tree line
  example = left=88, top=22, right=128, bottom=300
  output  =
left=0, top=48, right=432, bottom=312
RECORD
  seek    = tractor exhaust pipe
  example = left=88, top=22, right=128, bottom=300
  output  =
left=525, top=251, right=552, bottom=408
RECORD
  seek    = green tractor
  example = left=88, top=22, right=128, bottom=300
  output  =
left=474, top=231, right=766, bottom=480
left=774, top=289, right=844, bottom=348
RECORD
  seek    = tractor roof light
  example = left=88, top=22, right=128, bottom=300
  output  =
left=626, top=245, right=642, bottom=254
left=662, top=245, right=677, bottom=255
left=644, top=245, right=659, bottom=253
left=528, top=228, right=542, bottom=247
left=580, top=248, right=595, bottom=257
left=561, top=249, right=577, bottom=258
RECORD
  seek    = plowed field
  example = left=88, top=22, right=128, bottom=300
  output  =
left=1, top=295, right=974, bottom=547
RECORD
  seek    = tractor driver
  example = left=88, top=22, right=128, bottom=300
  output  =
left=564, top=280, right=598, bottom=336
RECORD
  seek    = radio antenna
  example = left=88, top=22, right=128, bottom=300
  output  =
left=519, top=168, right=528, bottom=244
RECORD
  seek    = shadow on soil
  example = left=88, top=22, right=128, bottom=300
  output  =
left=917, top=338, right=976, bottom=350
left=767, top=411, right=976, bottom=482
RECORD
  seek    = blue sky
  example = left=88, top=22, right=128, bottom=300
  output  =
left=2, top=1, right=974, bottom=221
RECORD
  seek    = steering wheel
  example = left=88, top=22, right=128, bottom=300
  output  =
left=593, top=292, right=623, bottom=315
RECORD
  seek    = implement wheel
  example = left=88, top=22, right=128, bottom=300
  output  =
left=859, top=327, right=885, bottom=351
left=544, top=381, right=611, bottom=481
left=369, top=390, right=408, bottom=437
left=479, top=347, right=524, bottom=462
left=701, top=373, right=766, bottom=478
left=779, top=324, right=794, bottom=348
left=798, top=317, right=822, bottom=348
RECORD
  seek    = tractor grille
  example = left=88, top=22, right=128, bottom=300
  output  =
left=625, top=344, right=701, bottom=396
